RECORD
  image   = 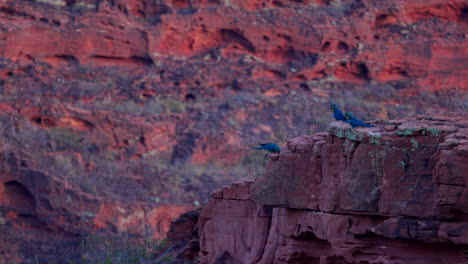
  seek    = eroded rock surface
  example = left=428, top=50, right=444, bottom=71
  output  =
left=199, top=114, right=468, bottom=263
left=0, top=0, right=467, bottom=262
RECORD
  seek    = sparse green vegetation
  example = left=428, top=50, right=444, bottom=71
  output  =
left=161, top=98, right=186, bottom=113
left=48, top=127, right=84, bottom=151
left=242, top=150, right=269, bottom=180
left=422, top=87, right=468, bottom=113
left=102, top=97, right=186, bottom=116
left=63, top=235, right=178, bottom=264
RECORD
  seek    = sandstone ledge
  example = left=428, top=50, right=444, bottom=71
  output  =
left=199, top=114, right=468, bottom=263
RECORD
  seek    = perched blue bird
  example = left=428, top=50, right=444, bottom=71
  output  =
left=252, top=143, right=280, bottom=153
left=330, top=104, right=347, bottom=122
left=345, top=112, right=375, bottom=128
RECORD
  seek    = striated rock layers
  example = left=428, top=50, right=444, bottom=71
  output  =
left=198, top=114, right=468, bottom=263
left=0, top=0, right=467, bottom=262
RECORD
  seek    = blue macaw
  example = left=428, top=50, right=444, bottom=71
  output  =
left=345, top=112, right=375, bottom=128
left=330, top=104, right=347, bottom=122
left=252, top=143, right=280, bottom=153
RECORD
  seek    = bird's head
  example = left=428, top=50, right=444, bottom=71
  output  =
left=274, top=145, right=281, bottom=153
left=345, top=112, right=354, bottom=119
left=330, top=104, right=338, bottom=110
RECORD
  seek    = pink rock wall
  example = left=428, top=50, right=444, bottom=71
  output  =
left=199, top=114, right=468, bottom=263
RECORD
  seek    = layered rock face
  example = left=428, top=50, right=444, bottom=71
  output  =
left=199, top=114, right=468, bottom=263
left=1, top=0, right=467, bottom=92
left=0, top=0, right=467, bottom=263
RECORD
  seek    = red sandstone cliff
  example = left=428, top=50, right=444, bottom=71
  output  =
left=0, top=0, right=467, bottom=263
left=197, top=114, right=468, bottom=263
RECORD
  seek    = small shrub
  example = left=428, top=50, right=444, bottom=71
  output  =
left=435, top=88, right=468, bottom=112
left=113, top=100, right=141, bottom=114
left=72, top=234, right=170, bottom=264
left=48, top=127, right=83, bottom=152
left=243, top=150, right=269, bottom=180
left=162, top=98, right=186, bottom=113
left=142, top=101, right=165, bottom=115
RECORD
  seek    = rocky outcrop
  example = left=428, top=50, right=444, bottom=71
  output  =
left=0, top=109, right=196, bottom=263
left=1, top=0, right=467, bottom=92
left=0, top=164, right=190, bottom=264
left=0, top=0, right=467, bottom=263
left=199, top=114, right=468, bottom=263
left=165, top=209, right=201, bottom=263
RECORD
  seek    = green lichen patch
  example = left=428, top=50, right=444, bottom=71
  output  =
left=332, top=127, right=371, bottom=142
left=397, top=123, right=444, bottom=139
left=328, top=125, right=346, bottom=139
left=369, top=133, right=382, bottom=145
left=426, top=127, right=441, bottom=137
left=396, top=122, right=432, bottom=137
left=410, top=138, right=419, bottom=150
left=344, top=129, right=364, bottom=142
left=397, top=127, right=420, bottom=136
left=367, top=149, right=386, bottom=184
left=342, top=139, right=356, bottom=155
left=335, top=129, right=345, bottom=138
left=399, top=160, right=407, bottom=170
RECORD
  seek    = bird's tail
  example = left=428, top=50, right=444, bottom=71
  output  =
left=252, top=147, right=263, bottom=150
left=363, top=124, right=375, bottom=127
